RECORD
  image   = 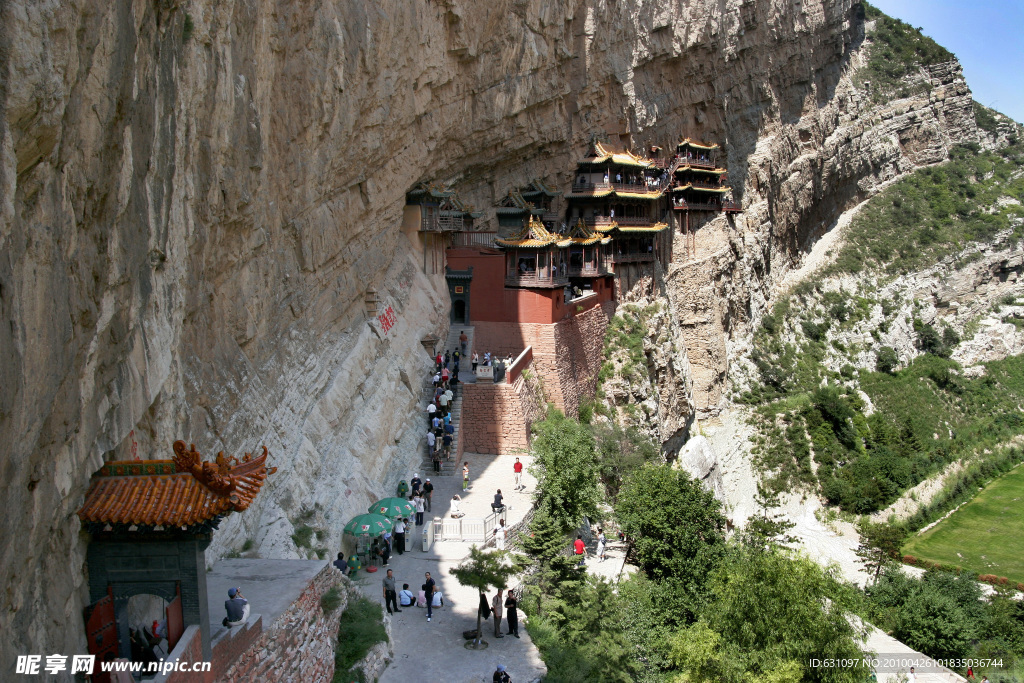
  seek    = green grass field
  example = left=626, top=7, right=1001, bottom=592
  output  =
left=903, top=464, right=1024, bottom=585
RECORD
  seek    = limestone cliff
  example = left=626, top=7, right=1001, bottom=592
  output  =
left=0, top=0, right=979, bottom=668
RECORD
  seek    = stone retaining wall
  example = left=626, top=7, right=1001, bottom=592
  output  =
left=472, top=302, right=613, bottom=418
left=163, top=565, right=349, bottom=683
left=461, top=368, right=544, bottom=455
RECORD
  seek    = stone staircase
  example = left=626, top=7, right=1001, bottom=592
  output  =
left=419, top=326, right=475, bottom=476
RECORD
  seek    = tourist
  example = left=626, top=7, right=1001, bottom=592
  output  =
left=435, top=352, right=443, bottom=372
left=432, top=415, right=442, bottom=435
left=223, top=587, right=249, bottom=628
left=492, top=664, right=511, bottom=683
left=439, top=390, right=449, bottom=415
left=444, top=350, right=451, bottom=367
left=908, top=667, right=916, bottom=682
left=424, top=572, right=436, bottom=621
left=411, top=474, right=422, bottom=496
left=444, top=387, right=454, bottom=405
left=472, top=352, right=479, bottom=372
left=371, top=537, right=389, bottom=567
left=414, top=493, right=426, bottom=526
left=394, top=517, right=407, bottom=555
left=443, top=410, right=452, bottom=428
left=450, top=495, right=464, bottom=518
left=596, top=527, right=607, bottom=562
left=382, top=569, right=400, bottom=614
left=432, top=449, right=441, bottom=473
left=423, top=478, right=434, bottom=511
left=417, top=585, right=427, bottom=608
left=574, top=534, right=587, bottom=566
left=491, top=489, right=504, bottom=514
left=504, top=589, right=519, bottom=638
left=441, top=366, right=450, bottom=388
left=483, top=351, right=491, bottom=366
left=460, top=330, right=468, bottom=353
left=513, top=457, right=523, bottom=491
left=442, top=431, right=453, bottom=460
left=491, top=589, right=504, bottom=637
left=399, top=583, right=415, bottom=608
left=332, top=551, right=348, bottom=576
left=494, top=519, right=507, bottom=550
left=463, top=462, right=470, bottom=491
left=433, top=371, right=441, bottom=388
left=426, top=401, right=436, bottom=426
left=426, top=430, right=436, bottom=457
left=431, top=588, right=444, bottom=608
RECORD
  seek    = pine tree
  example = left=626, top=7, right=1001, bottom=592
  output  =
left=449, top=545, right=525, bottom=647
left=742, top=479, right=797, bottom=551
left=855, top=521, right=906, bottom=582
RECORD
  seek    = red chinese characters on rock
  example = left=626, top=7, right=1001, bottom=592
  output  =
left=377, top=306, right=397, bottom=335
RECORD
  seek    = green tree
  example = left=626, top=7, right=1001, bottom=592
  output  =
left=593, top=422, right=659, bottom=501
left=741, top=479, right=797, bottom=551
left=449, top=546, right=525, bottom=647
left=531, top=407, right=601, bottom=531
left=671, top=549, right=865, bottom=683
left=615, top=464, right=727, bottom=587
left=876, top=346, right=899, bottom=374
left=855, top=521, right=907, bottom=581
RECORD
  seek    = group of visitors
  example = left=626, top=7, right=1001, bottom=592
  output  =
left=427, top=350, right=458, bottom=469
left=381, top=568, right=443, bottom=621
left=479, top=587, right=520, bottom=640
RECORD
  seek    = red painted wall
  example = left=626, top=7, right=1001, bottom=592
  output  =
left=446, top=247, right=614, bottom=325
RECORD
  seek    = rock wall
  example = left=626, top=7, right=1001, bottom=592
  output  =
left=462, top=367, right=544, bottom=455
left=667, top=51, right=980, bottom=416
left=3, top=0, right=978, bottom=666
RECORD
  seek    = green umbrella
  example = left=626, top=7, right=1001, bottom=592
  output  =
left=368, top=497, right=415, bottom=519
left=343, top=513, right=394, bottom=537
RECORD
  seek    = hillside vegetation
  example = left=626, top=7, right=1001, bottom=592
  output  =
left=739, top=140, right=1024, bottom=514
left=859, top=2, right=954, bottom=99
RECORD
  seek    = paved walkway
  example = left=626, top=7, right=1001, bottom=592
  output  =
left=351, top=452, right=546, bottom=683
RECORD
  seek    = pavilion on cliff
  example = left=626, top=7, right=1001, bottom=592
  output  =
left=403, top=182, right=483, bottom=274
left=670, top=138, right=741, bottom=255
left=77, top=441, right=276, bottom=663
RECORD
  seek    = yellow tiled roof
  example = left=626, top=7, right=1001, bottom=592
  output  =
left=580, top=141, right=653, bottom=168
left=614, top=222, right=670, bottom=233
left=494, top=216, right=559, bottom=248
left=677, top=138, right=719, bottom=151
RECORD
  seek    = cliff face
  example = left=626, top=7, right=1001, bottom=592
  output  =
left=1, top=0, right=958, bottom=665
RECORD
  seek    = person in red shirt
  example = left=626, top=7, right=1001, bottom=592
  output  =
left=573, top=534, right=587, bottom=566
left=435, top=353, right=443, bottom=372
left=513, top=457, right=524, bottom=490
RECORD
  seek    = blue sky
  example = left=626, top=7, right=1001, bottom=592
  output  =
left=869, top=0, right=1024, bottom=123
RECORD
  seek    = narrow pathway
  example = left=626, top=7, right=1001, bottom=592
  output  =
left=418, top=326, right=475, bottom=476
left=352, top=452, right=546, bottom=683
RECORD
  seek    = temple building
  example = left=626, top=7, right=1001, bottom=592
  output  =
left=402, top=182, right=482, bottom=274
left=564, top=140, right=672, bottom=275
left=77, top=441, right=276, bottom=663
left=670, top=138, right=741, bottom=254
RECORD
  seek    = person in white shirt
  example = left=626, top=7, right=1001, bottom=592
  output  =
left=450, top=495, right=464, bottom=518
left=431, top=590, right=444, bottom=608
left=398, top=583, right=415, bottom=607
left=494, top=519, right=507, bottom=550
left=426, top=402, right=436, bottom=427
left=414, top=494, right=426, bottom=526
left=426, top=430, right=436, bottom=456
left=394, top=518, right=407, bottom=554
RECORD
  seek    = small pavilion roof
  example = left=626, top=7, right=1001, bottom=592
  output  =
left=77, top=441, right=276, bottom=530
left=675, top=164, right=727, bottom=175
left=673, top=184, right=731, bottom=194
left=593, top=221, right=670, bottom=234
left=495, top=216, right=560, bottom=248
left=406, top=182, right=455, bottom=202
left=520, top=179, right=561, bottom=198
left=676, top=138, right=720, bottom=151
left=495, top=190, right=533, bottom=215
left=556, top=219, right=607, bottom=246
left=578, top=141, right=653, bottom=169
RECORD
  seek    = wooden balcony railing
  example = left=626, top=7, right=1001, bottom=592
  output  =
left=505, top=272, right=569, bottom=288
left=609, top=252, right=655, bottom=264
left=566, top=264, right=608, bottom=278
